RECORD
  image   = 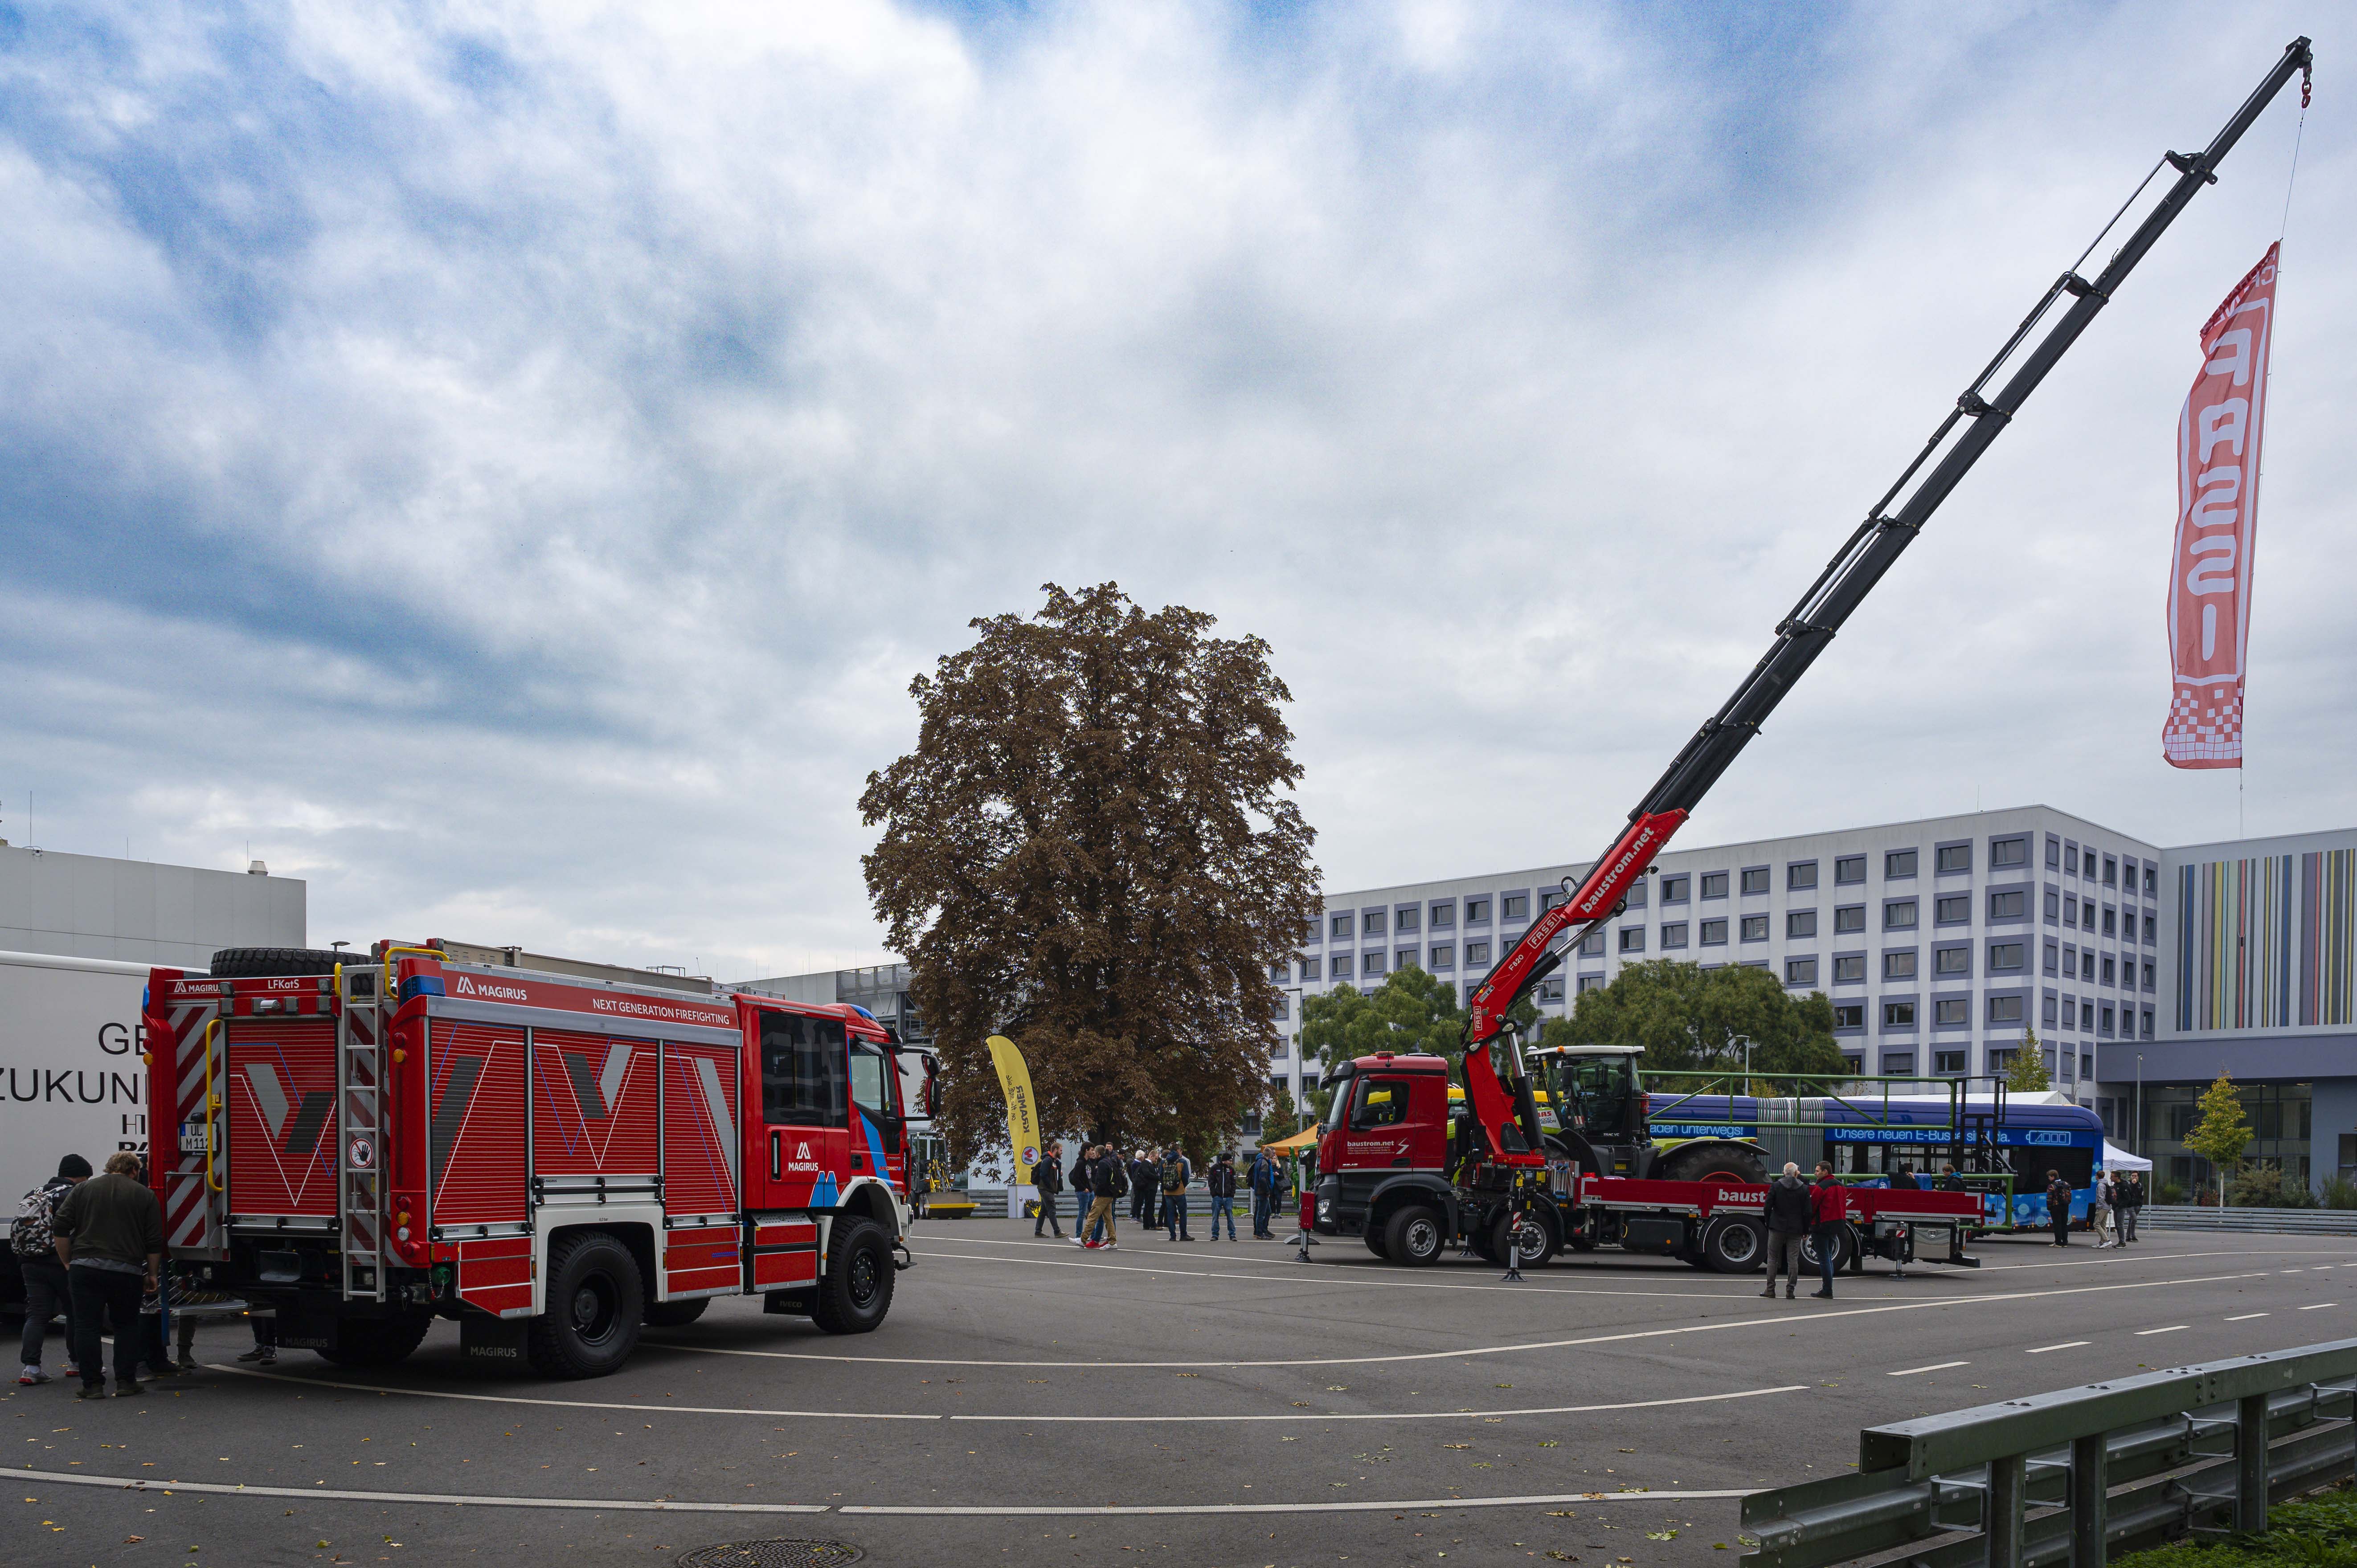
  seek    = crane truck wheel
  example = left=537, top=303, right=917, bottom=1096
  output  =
left=1383, top=1205, right=1447, bottom=1267
left=1800, top=1223, right=1852, bottom=1276
left=1699, top=1215, right=1767, bottom=1274
left=1363, top=1230, right=1391, bottom=1259
left=526, top=1231, right=645, bottom=1379
left=642, top=1298, right=711, bottom=1328
left=810, top=1218, right=895, bottom=1334
left=1489, top=1209, right=1559, bottom=1268
left=316, top=1313, right=432, bottom=1367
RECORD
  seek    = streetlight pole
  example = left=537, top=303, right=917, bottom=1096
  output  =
left=2136, top=1054, right=2144, bottom=1164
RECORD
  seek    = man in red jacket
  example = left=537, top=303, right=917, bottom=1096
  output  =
left=1809, top=1162, right=1848, bottom=1299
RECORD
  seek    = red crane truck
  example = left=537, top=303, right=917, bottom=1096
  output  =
left=144, top=939, right=924, bottom=1378
left=1311, top=37, right=2314, bottom=1274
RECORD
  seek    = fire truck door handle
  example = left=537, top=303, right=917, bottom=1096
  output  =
left=770, top=1131, right=781, bottom=1181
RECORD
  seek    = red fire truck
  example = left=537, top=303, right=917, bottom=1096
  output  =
left=145, top=939, right=926, bottom=1378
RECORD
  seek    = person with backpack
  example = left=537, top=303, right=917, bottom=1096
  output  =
left=16, top=1153, right=89, bottom=1386
left=1159, top=1146, right=1194, bottom=1241
left=1032, top=1143, right=1066, bottom=1239
left=1067, top=1144, right=1094, bottom=1242
left=1205, top=1152, right=1238, bottom=1241
left=1248, top=1149, right=1280, bottom=1239
left=51, top=1152, right=164, bottom=1400
left=1086, top=1145, right=1124, bottom=1250
left=2045, top=1169, right=2074, bottom=1246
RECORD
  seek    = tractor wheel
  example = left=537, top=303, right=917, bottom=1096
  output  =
left=1699, top=1215, right=1767, bottom=1274
left=810, top=1218, right=895, bottom=1335
left=1383, top=1205, right=1448, bottom=1268
left=317, top=1314, right=432, bottom=1367
left=642, top=1298, right=710, bottom=1329
left=1653, top=1142, right=1770, bottom=1185
left=526, top=1232, right=644, bottom=1379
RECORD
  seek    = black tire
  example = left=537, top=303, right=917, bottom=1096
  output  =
left=1654, top=1141, right=1770, bottom=1186
left=210, top=946, right=347, bottom=979
left=642, top=1298, right=710, bottom=1329
left=1383, top=1204, right=1447, bottom=1268
left=317, top=1314, right=432, bottom=1367
left=1700, top=1215, right=1767, bottom=1274
left=1364, top=1230, right=1391, bottom=1259
left=526, top=1232, right=644, bottom=1379
left=1490, top=1208, right=1559, bottom=1268
left=810, top=1218, right=895, bottom=1335
left=1800, top=1224, right=1853, bottom=1276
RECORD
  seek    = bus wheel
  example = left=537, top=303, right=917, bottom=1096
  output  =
left=527, top=1232, right=644, bottom=1380
left=1383, top=1205, right=1447, bottom=1267
left=1700, top=1216, right=1766, bottom=1274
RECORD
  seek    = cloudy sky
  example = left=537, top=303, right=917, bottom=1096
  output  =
left=2, top=1, right=2346, bottom=980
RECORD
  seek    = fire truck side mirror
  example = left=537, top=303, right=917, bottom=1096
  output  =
left=921, top=1057, right=940, bottom=1118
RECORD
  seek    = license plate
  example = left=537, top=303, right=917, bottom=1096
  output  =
left=179, top=1125, right=211, bottom=1155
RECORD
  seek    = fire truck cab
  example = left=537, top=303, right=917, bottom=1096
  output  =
left=146, top=940, right=920, bottom=1379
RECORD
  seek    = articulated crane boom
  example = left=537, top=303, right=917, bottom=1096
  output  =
left=1457, top=36, right=2314, bottom=1169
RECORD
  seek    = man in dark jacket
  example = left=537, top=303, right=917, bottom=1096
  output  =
left=2046, top=1170, right=2073, bottom=1246
left=52, top=1152, right=163, bottom=1399
left=1248, top=1150, right=1280, bottom=1238
left=1033, top=1145, right=1065, bottom=1238
left=1889, top=1164, right=1920, bottom=1190
left=16, top=1153, right=90, bottom=1385
left=1763, top=1162, right=1813, bottom=1300
left=1206, top=1153, right=1238, bottom=1241
left=1160, top=1147, right=1193, bottom=1241
left=1068, top=1146, right=1094, bottom=1244
left=1086, top=1146, right=1124, bottom=1250
left=1809, top=1162, right=1847, bottom=1299
left=2119, top=1172, right=2143, bottom=1243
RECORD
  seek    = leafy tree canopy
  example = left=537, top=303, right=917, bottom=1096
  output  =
left=1543, top=959, right=1849, bottom=1083
left=861, top=582, right=1319, bottom=1156
left=2005, top=1028, right=2052, bottom=1092
left=2185, top=1071, right=2255, bottom=1206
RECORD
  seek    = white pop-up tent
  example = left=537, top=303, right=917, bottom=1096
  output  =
left=2101, top=1141, right=2153, bottom=1173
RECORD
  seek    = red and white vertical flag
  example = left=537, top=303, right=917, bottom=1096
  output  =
left=2163, top=242, right=2280, bottom=768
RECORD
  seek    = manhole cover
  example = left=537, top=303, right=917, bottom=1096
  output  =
left=675, top=1542, right=863, bottom=1568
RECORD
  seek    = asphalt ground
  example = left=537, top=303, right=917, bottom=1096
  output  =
left=9, top=1223, right=2357, bottom=1568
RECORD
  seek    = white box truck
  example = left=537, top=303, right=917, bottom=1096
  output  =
left=1, top=950, right=153, bottom=1303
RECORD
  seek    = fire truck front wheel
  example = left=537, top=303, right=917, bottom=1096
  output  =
left=527, top=1232, right=645, bottom=1379
left=810, top=1218, right=895, bottom=1334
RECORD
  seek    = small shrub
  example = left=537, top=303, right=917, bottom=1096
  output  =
left=2229, top=1164, right=2318, bottom=1209
left=2112, top=1487, right=2357, bottom=1568
left=2159, top=1181, right=2189, bottom=1205
left=2320, top=1176, right=2357, bottom=1211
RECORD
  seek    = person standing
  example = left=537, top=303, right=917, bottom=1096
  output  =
left=2120, top=1172, right=2143, bottom=1243
left=1085, top=1146, right=1122, bottom=1250
left=1068, top=1144, right=1094, bottom=1243
left=1762, top=1161, right=1812, bottom=1300
left=1206, top=1153, right=1238, bottom=1241
left=2090, top=1171, right=2116, bottom=1249
left=1248, top=1149, right=1279, bottom=1239
left=1033, top=1144, right=1066, bottom=1238
left=15, top=1154, right=90, bottom=1385
left=1160, top=1146, right=1194, bottom=1241
left=1130, top=1149, right=1158, bottom=1231
left=1808, top=1162, right=1847, bottom=1299
left=51, top=1152, right=163, bottom=1400
left=1889, top=1164, right=1920, bottom=1191
left=2045, top=1169, right=2073, bottom=1246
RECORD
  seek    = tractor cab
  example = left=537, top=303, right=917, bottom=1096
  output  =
left=1533, top=1043, right=1649, bottom=1152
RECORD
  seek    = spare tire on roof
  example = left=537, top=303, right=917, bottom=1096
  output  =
left=209, top=947, right=348, bottom=978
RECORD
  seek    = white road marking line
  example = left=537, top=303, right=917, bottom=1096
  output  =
left=1888, top=1361, right=1969, bottom=1377
left=2026, top=1342, right=2089, bottom=1354
left=207, top=1364, right=942, bottom=1418
left=841, top=1488, right=1759, bottom=1515
left=2136, top=1326, right=2188, bottom=1335
left=950, top=1384, right=1811, bottom=1423
left=636, top=1266, right=2279, bottom=1371
left=11, top=1468, right=826, bottom=1513
left=2227, top=1313, right=2271, bottom=1321
left=2301, top=1303, right=2338, bottom=1311
left=10, top=1467, right=1751, bottom=1517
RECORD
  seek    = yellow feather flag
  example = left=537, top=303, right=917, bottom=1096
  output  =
left=985, top=1034, right=1043, bottom=1185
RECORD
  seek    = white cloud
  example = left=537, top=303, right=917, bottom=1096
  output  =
left=0, top=2, right=2347, bottom=978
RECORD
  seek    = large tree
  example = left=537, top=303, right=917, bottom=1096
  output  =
left=861, top=582, right=1319, bottom=1156
left=1545, top=960, right=1849, bottom=1083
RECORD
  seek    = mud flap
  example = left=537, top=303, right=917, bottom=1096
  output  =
left=460, top=1314, right=531, bottom=1364
left=892, top=1239, right=914, bottom=1272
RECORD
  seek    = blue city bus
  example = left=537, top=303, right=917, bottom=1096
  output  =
left=1649, top=1091, right=2109, bottom=1230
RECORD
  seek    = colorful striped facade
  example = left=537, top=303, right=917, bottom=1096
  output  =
left=2175, top=849, right=2357, bottom=1032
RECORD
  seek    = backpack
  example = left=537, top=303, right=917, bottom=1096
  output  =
left=1100, top=1159, right=1129, bottom=1198
left=12, top=1182, right=62, bottom=1259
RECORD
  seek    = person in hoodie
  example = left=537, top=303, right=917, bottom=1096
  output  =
left=1032, top=1143, right=1065, bottom=1239
left=15, top=1154, right=89, bottom=1385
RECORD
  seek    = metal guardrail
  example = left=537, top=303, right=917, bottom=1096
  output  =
left=2141, top=1205, right=2357, bottom=1235
left=1743, top=1339, right=2357, bottom=1568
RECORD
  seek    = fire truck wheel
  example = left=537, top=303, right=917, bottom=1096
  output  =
left=1699, top=1215, right=1766, bottom=1274
left=810, top=1218, right=895, bottom=1334
left=642, top=1298, right=710, bottom=1328
left=527, top=1232, right=644, bottom=1379
left=209, top=946, right=348, bottom=978
left=1382, top=1205, right=1447, bottom=1268
left=316, top=1313, right=432, bottom=1368
left=1489, top=1209, right=1559, bottom=1268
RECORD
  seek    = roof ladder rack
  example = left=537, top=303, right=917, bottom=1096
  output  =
left=337, top=965, right=389, bottom=1303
